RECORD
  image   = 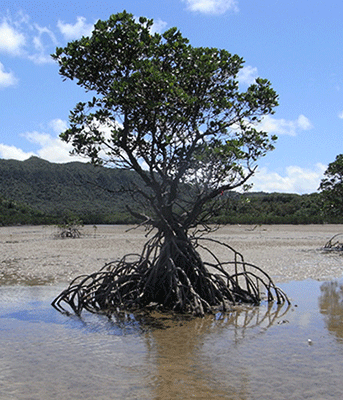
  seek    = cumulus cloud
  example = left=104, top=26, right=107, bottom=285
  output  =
left=37, top=138, right=78, bottom=163
left=0, top=143, right=34, bottom=161
left=57, top=16, right=94, bottom=40
left=296, top=114, right=312, bottom=130
left=251, top=163, right=326, bottom=194
left=0, top=118, right=84, bottom=163
left=49, top=118, right=68, bottom=134
left=259, top=114, right=313, bottom=136
left=183, top=0, right=239, bottom=14
left=237, top=65, right=258, bottom=85
left=21, top=129, right=84, bottom=163
left=17, top=119, right=86, bottom=163
left=150, top=18, right=168, bottom=34
left=0, top=62, right=18, bottom=88
left=0, top=19, right=26, bottom=55
left=0, top=12, right=58, bottom=64
left=0, top=118, right=121, bottom=164
left=338, top=110, right=343, bottom=119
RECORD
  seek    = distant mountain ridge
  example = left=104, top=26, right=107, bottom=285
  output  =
left=0, top=156, right=334, bottom=225
left=0, top=156, right=141, bottom=224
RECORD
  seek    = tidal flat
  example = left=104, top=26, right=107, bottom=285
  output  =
left=0, top=225, right=343, bottom=399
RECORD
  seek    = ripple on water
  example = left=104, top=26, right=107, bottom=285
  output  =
left=0, top=280, right=343, bottom=399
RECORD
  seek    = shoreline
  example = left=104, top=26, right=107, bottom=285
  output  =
left=1, top=224, right=343, bottom=286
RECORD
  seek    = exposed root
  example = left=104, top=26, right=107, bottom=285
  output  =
left=57, top=227, right=82, bottom=239
left=323, top=233, right=343, bottom=251
left=52, top=232, right=290, bottom=317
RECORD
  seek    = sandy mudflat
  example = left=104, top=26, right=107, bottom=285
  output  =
left=0, top=224, right=343, bottom=285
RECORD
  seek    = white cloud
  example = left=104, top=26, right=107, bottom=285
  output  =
left=0, top=12, right=58, bottom=64
left=0, top=11, right=163, bottom=67
left=0, top=144, right=34, bottom=161
left=38, top=139, right=79, bottom=163
left=0, top=118, right=85, bottom=163
left=0, top=62, right=18, bottom=88
left=18, top=119, right=85, bottom=163
left=237, top=65, right=258, bottom=85
left=28, top=24, right=57, bottom=64
left=297, top=114, right=312, bottom=130
left=24, top=131, right=53, bottom=147
left=57, top=16, right=94, bottom=40
left=33, top=24, right=57, bottom=51
left=22, top=129, right=85, bottom=163
left=150, top=18, right=168, bottom=34
left=338, top=110, right=343, bottom=119
left=28, top=53, right=54, bottom=64
left=49, top=118, right=68, bottom=134
left=0, top=118, right=122, bottom=164
left=0, top=19, right=26, bottom=55
left=259, top=114, right=313, bottom=136
left=251, top=163, right=326, bottom=194
left=183, top=0, right=239, bottom=14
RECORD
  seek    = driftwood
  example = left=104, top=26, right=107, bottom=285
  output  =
left=323, top=233, right=343, bottom=251
left=52, top=232, right=289, bottom=318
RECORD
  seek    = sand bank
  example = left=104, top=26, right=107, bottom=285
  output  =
left=1, top=224, right=342, bottom=285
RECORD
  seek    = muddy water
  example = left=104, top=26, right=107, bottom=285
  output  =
left=0, top=280, right=343, bottom=400
left=1, top=225, right=343, bottom=399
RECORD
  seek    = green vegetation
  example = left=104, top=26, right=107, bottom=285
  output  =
left=53, top=10, right=279, bottom=232
left=215, top=191, right=332, bottom=224
left=0, top=156, right=140, bottom=226
left=319, top=154, right=343, bottom=218
left=0, top=194, right=54, bottom=226
left=0, top=156, right=340, bottom=226
left=52, top=11, right=290, bottom=317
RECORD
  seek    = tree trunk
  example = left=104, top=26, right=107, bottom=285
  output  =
left=52, top=222, right=289, bottom=317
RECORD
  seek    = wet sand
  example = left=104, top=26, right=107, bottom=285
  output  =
left=1, top=224, right=343, bottom=400
left=1, top=224, right=343, bottom=285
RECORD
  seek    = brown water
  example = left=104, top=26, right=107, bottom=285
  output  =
left=0, top=279, right=343, bottom=400
left=1, top=225, right=343, bottom=399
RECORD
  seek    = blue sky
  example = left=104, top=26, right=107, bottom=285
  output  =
left=0, top=0, right=342, bottom=194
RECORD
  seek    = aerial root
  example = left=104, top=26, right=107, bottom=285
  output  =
left=322, top=233, right=343, bottom=251
left=52, top=234, right=290, bottom=317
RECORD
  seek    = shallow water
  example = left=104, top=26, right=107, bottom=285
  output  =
left=0, top=280, right=343, bottom=400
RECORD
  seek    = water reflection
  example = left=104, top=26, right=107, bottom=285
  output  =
left=1, top=282, right=343, bottom=399
left=145, top=303, right=290, bottom=399
left=319, top=280, right=343, bottom=341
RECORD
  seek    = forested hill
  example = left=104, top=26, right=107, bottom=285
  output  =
left=0, top=156, right=141, bottom=225
left=0, top=156, right=335, bottom=226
